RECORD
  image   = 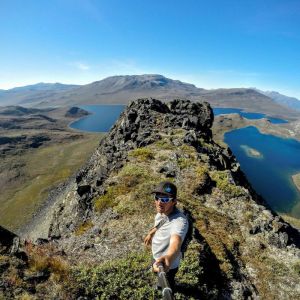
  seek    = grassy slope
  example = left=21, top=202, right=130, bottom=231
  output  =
left=0, top=133, right=103, bottom=231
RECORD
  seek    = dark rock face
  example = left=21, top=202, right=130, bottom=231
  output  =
left=23, top=271, right=50, bottom=284
left=159, top=161, right=178, bottom=177
left=194, top=172, right=213, bottom=195
left=0, top=226, right=26, bottom=262
left=168, top=99, right=214, bottom=131
left=0, top=226, right=17, bottom=248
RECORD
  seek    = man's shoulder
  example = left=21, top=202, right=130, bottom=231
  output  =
left=155, top=213, right=163, bottom=220
left=169, top=208, right=189, bottom=238
left=171, top=208, right=188, bottom=221
left=154, top=213, right=165, bottom=226
left=170, top=209, right=189, bottom=228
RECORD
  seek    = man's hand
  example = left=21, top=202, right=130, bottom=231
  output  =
left=153, top=255, right=172, bottom=272
left=144, top=227, right=157, bottom=247
left=152, top=234, right=182, bottom=273
left=144, top=234, right=153, bottom=247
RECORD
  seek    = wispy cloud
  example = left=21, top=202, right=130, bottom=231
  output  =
left=207, top=69, right=261, bottom=77
left=92, top=59, right=150, bottom=77
left=167, top=69, right=265, bottom=91
left=108, top=59, right=145, bottom=74
left=69, top=61, right=91, bottom=71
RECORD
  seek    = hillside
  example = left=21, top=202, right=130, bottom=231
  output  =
left=0, top=83, right=79, bottom=106
left=198, top=88, right=297, bottom=118
left=0, top=105, right=100, bottom=231
left=2, top=98, right=300, bottom=299
left=256, top=89, right=300, bottom=112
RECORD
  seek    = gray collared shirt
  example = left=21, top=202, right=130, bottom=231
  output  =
left=152, top=207, right=189, bottom=269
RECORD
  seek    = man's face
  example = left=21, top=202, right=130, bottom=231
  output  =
left=154, top=193, right=176, bottom=215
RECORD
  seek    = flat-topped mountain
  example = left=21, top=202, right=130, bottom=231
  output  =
left=3, top=98, right=299, bottom=299
left=87, top=74, right=200, bottom=92
left=1, top=75, right=299, bottom=119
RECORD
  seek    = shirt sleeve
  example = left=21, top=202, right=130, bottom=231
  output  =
left=154, top=213, right=163, bottom=226
left=170, top=216, right=189, bottom=240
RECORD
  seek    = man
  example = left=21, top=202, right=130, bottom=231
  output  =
left=144, top=181, right=189, bottom=291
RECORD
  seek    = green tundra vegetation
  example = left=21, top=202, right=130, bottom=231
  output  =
left=0, top=133, right=103, bottom=231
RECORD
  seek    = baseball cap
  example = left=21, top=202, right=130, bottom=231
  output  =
left=152, top=181, right=177, bottom=198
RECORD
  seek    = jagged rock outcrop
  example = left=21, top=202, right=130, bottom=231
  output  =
left=0, top=226, right=18, bottom=250
left=0, top=225, right=70, bottom=299
left=12, top=98, right=300, bottom=299
left=49, top=98, right=215, bottom=238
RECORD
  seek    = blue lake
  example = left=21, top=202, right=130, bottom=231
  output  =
left=70, top=105, right=288, bottom=132
left=70, top=105, right=125, bottom=132
left=213, top=107, right=288, bottom=124
left=225, top=126, right=300, bottom=217
left=70, top=105, right=299, bottom=217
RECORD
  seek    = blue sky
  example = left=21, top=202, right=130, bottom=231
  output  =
left=1, top=0, right=300, bottom=98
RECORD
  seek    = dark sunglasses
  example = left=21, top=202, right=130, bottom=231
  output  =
left=154, top=194, right=174, bottom=203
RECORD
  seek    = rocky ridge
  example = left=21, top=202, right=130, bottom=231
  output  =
left=1, top=98, right=300, bottom=299
left=48, top=98, right=215, bottom=238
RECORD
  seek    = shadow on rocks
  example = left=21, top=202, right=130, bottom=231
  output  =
left=176, top=226, right=258, bottom=300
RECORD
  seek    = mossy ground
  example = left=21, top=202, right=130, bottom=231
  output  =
left=210, top=170, right=245, bottom=197
left=73, top=251, right=156, bottom=299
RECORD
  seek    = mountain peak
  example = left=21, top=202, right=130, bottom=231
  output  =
left=90, top=74, right=198, bottom=90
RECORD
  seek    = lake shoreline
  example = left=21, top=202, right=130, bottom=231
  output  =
left=292, top=173, right=300, bottom=193
left=224, top=126, right=300, bottom=219
left=69, top=104, right=125, bottom=133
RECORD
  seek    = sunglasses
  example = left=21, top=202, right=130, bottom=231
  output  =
left=154, top=194, right=174, bottom=203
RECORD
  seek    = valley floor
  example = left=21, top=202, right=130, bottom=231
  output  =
left=0, top=107, right=103, bottom=232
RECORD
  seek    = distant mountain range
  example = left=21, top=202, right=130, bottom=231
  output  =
left=1, top=74, right=299, bottom=119
left=254, top=89, right=300, bottom=112
left=0, top=83, right=78, bottom=106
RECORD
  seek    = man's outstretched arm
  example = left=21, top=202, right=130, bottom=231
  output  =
left=153, top=234, right=182, bottom=272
